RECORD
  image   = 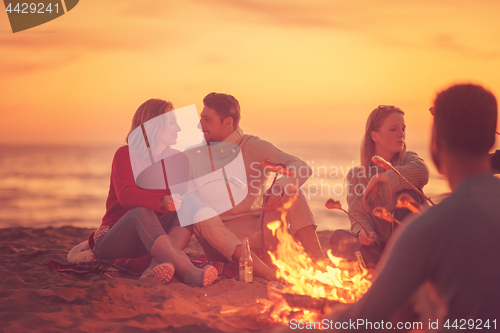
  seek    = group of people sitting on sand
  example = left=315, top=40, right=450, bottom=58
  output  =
left=80, top=83, right=499, bottom=326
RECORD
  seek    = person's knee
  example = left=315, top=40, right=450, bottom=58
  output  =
left=127, top=207, right=160, bottom=232
left=329, top=229, right=357, bottom=254
left=329, top=230, right=347, bottom=249
left=128, top=206, right=155, bottom=217
left=192, top=207, right=219, bottom=235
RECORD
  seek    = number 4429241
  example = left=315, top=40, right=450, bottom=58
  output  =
left=5, top=3, right=59, bottom=14
left=444, top=319, right=496, bottom=330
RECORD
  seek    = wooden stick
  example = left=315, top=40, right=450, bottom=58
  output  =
left=325, top=199, right=370, bottom=235
left=340, top=208, right=369, bottom=234
left=372, top=156, right=435, bottom=206
left=390, top=167, right=435, bottom=206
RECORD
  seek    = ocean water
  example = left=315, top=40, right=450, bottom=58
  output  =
left=0, top=141, right=449, bottom=231
left=0, top=145, right=115, bottom=229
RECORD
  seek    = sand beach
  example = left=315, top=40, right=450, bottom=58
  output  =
left=0, top=226, right=334, bottom=333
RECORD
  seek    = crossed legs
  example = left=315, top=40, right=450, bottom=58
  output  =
left=94, top=207, right=217, bottom=286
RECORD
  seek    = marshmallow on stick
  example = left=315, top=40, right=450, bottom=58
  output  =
left=396, top=193, right=422, bottom=214
left=372, top=156, right=435, bottom=206
left=373, top=207, right=401, bottom=225
left=325, top=198, right=370, bottom=235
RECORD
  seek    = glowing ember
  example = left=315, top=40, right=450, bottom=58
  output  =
left=264, top=197, right=373, bottom=324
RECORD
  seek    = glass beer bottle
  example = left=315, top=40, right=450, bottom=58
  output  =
left=239, top=238, right=253, bottom=282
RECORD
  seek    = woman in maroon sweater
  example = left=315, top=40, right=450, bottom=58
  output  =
left=90, top=99, right=217, bottom=287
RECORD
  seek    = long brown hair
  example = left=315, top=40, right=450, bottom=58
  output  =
left=360, top=105, right=406, bottom=171
left=126, top=99, right=174, bottom=143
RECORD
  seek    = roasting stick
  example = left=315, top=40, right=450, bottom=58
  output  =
left=372, top=156, right=436, bottom=206
left=262, top=159, right=295, bottom=190
left=325, top=199, right=370, bottom=235
left=262, top=159, right=295, bottom=177
left=261, top=159, right=295, bottom=206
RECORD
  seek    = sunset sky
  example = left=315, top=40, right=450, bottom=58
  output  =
left=1, top=0, right=500, bottom=149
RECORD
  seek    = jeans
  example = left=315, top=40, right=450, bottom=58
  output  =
left=94, top=194, right=203, bottom=260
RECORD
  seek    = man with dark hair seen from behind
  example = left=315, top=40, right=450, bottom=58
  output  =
left=191, top=92, right=323, bottom=277
left=323, top=84, right=500, bottom=332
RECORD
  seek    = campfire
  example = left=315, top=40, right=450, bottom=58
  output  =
left=260, top=198, right=373, bottom=325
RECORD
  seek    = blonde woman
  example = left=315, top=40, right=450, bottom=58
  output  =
left=329, top=105, right=430, bottom=266
left=89, top=99, right=217, bottom=286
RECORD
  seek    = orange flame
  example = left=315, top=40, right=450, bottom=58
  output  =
left=265, top=196, right=373, bottom=324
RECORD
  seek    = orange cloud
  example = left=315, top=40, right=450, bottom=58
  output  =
left=0, top=0, right=499, bottom=145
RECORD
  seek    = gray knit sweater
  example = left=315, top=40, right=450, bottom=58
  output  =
left=212, top=127, right=312, bottom=225
left=346, top=151, right=429, bottom=244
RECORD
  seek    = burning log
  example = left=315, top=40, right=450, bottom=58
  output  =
left=325, top=199, right=370, bottom=235
left=396, top=193, right=422, bottom=214
left=372, top=155, right=435, bottom=206
left=372, top=207, right=401, bottom=225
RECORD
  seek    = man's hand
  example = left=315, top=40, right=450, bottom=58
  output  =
left=362, top=172, right=388, bottom=212
left=161, top=194, right=183, bottom=211
left=262, top=184, right=284, bottom=212
left=358, top=229, right=376, bottom=246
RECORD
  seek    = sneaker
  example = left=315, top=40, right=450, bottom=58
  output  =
left=140, top=262, right=175, bottom=284
left=202, top=265, right=218, bottom=287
